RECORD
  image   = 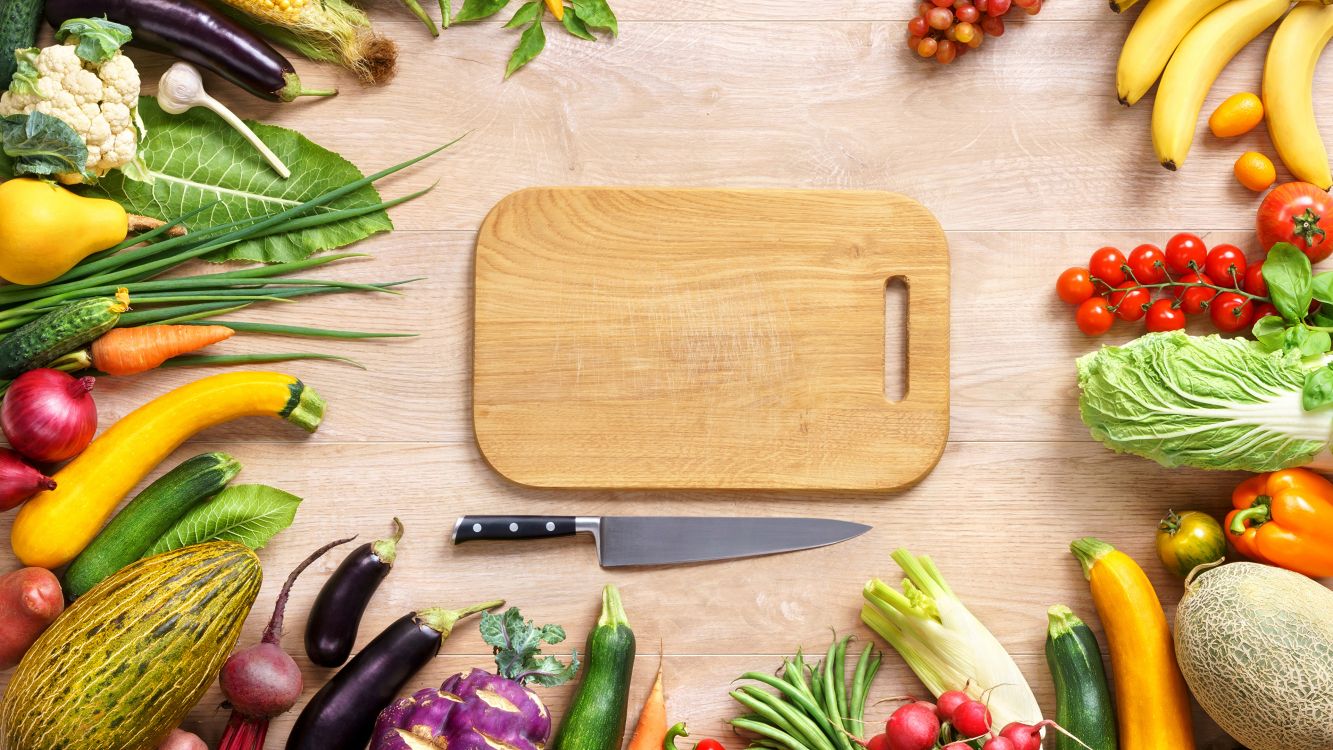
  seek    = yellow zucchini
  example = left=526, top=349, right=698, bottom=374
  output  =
left=11, top=372, right=324, bottom=568
left=1070, top=538, right=1194, bottom=750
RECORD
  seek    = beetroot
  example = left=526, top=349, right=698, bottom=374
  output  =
left=885, top=702, right=940, bottom=750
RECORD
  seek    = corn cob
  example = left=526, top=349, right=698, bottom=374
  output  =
left=214, top=0, right=397, bottom=83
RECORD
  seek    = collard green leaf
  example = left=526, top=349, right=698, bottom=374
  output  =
left=571, top=0, right=617, bottom=34
left=455, top=0, right=513, bottom=21
left=506, top=19, right=546, bottom=78
left=144, top=484, right=302, bottom=555
left=561, top=7, right=595, bottom=40
left=0, top=112, right=89, bottom=178
left=1263, top=243, right=1314, bottom=323
left=81, top=97, right=391, bottom=263
left=479, top=607, right=580, bottom=687
left=506, top=1, right=540, bottom=27
left=54, top=18, right=132, bottom=64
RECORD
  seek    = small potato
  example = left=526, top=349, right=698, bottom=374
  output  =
left=157, top=728, right=207, bottom=750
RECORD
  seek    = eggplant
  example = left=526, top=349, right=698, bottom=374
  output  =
left=285, top=601, right=503, bottom=750
left=305, top=518, right=404, bottom=668
left=44, top=0, right=335, bottom=102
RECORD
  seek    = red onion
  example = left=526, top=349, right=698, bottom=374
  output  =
left=0, top=447, right=56, bottom=512
left=1, top=369, right=97, bottom=463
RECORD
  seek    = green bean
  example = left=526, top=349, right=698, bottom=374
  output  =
left=808, top=660, right=825, bottom=707
left=833, top=636, right=851, bottom=727
left=736, top=687, right=836, bottom=750
left=822, top=642, right=853, bottom=750
left=849, top=642, right=875, bottom=736
left=730, top=718, right=811, bottom=750
left=729, top=690, right=807, bottom=749
left=740, top=672, right=842, bottom=747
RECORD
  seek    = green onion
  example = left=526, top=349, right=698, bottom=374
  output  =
left=160, top=353, right=365, bottom=370
left=186, top=321, right=415, bottom=339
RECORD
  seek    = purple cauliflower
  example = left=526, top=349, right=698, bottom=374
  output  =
left=371, top=608, right=579, bottom=750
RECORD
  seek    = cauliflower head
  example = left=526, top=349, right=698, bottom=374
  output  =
left=0, top=18, right=143, bottom=184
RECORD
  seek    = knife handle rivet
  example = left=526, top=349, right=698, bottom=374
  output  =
left=546, top=521, right=556, bottom=531
left=472, top=523, right=482, bottom=533
left=509, top=522, right=519, bottom=532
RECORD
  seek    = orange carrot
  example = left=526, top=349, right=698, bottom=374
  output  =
left=628, top=662, right=667, bottom=750
left=91, top=325, right=234, bottom=376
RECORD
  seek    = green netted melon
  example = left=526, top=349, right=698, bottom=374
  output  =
left=1174, top=562, right=1333, bottom=750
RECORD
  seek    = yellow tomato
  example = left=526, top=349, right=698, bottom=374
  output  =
left=1210, top=92, right=1264, bottom=138
left=1234, top=151, right=1276, bottom=192
left=1155, top=510, right=1226, bottom=578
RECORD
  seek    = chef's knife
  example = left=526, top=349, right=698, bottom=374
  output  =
left=452, top=515, right=871, bottom=567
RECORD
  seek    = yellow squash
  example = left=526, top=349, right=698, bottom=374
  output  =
left=1070, top=538, right=1195, bottom=750
left=10, top=372, right=325, bottom=568
left=0, top=179, right=132, bottom=285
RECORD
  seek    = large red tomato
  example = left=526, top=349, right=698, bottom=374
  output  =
left=1258, top=182, right=1333, bottom=263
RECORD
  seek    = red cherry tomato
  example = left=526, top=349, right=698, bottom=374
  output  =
left=1076, top=296, right=1114, bottom=336
left=1145, top=298, right=1186, bottom=332
left=1210, top=292, right=1255, bottom=332
left=1257, top=182, right=1333, bottom=263
left=1088, top=247, right=1127, bottom=286
left=1109, top=282, right=1150, bottom=321
left=1056, top=267, right=1095, bottom=305
left=1179, top=273, right=1218, bottom=315
left=1127, top=243, right=1167, bottom=284
left=1253, top=302, right=1279, bottom=320
left=695, top=741, right=727, bottom=750
left=1204, top=244, right=1248, bottom=287
left=1244, top=262, right=1268, bottom=297
left=1165, top=233, right=1207, bottom=275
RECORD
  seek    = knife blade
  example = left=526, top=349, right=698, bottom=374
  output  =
left=451, top=515, right=871, bottom=567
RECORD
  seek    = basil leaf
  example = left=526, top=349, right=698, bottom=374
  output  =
left=1314, top=272, right=1333, bottom=306
left=505, top=18, right=546, bottom=78
left=455, top=0, right=513, bottom=21
left=1304, top=367, right=1333, bottom=411
left=1303, top=330, right=1332, bottom=358
left=1253, top=315, right=1288, bottom=351
left=54, top=17, right=132, bottom=64
left=571, top=0, right=616, bottom=34
left=506, top=1, right=540, bottom=27
left=562, top=5, right=595, bottom=39
left=144, top=484, right=302, bottom=556
left=1264, top=243, right=1314, bottom=323
left=0, top=112, right=89, bottom=179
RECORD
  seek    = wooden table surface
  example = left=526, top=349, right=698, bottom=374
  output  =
left=4, top=1, right=1315, bottom=746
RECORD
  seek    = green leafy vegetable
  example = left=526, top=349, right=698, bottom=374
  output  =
left=144, top=484, right=302, bottom=555
left=561, top=9, right=595, bottom=39
left=1304, top=367, right=1333, bottom=411
left=505, top=1, right=540, bottom=26
left=9, top=49, right=40, bottom=97
left=1253, top=314, right=1288, bottom=351
left=480, top=607, right=580, bottom=687
left=454, top=0, right=512, bottom=20
left=81, top=98, right=391, bottom=264
left=1078, top=331, right=1333, bottom=472
left=506, top=18, right=546, bottom=78
left=54, top=18, right=133, bottom=64
left=447, top=0, right=616, bottom=75
left=570, top=0, right=616, bottom=34
left=1263, top=243, right=1314, bottom=323
left=0, top=112, right=89, bottom=178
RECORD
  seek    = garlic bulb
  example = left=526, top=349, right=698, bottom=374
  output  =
left=157, top=62, right=291, bottom=179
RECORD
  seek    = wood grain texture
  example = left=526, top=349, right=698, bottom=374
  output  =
left=474, top=188, right=949, bottom=489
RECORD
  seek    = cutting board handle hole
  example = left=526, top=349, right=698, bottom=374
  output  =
left=884, top=276, right=908, bottom=403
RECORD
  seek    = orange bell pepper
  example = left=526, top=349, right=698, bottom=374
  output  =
left=1227, top=468, right=1333, bottom=577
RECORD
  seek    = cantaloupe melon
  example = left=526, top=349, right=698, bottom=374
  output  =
left=1174, top=562, right=1333, bottom=750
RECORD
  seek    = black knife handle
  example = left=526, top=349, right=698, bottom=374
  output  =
left=453, top=516, right=579, bottom=544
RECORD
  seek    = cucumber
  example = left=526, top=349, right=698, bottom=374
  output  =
left=63, top=452, right=241, bottom=598
left=0, top=290, right=129, bottom=378
left=0, top=541, right=261, bottom=750
left=0, top=0, right=41, bottom=88
left=552, top=584, right=636, bottom=750
left=1046, top=604, right=1118, bottom=750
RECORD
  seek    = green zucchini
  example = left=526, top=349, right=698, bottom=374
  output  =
left=1046, top=604, right=1117, bottom=750
left=0, top=289, right=129, bottom=378
left=63, top=452, right=241, bottom=598
left=0, top=0, right=42, bottom=89
left=0, top=541, right=261, bottom=750
left=552, top=584, right=636, bottom=750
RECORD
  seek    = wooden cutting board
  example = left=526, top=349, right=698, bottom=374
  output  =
left=472, top=188, right=950, bottom=490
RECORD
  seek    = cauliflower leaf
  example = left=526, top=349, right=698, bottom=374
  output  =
left=0, top=112, right=89, bottom=178
left=54, top=18, right=133, bottom=65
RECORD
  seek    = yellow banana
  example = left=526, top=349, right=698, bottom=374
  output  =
left=1264, top=1, right=1333, bottom=189
left=1117, top=0, right=1233, bottom=105
left=1152, top=0, right=1292, bottom=169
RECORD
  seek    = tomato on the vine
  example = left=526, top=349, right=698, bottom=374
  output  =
left=1146, top=298, right=1186, bottom=331
left=1253, top=302, right=1279, bottom=320
left=1056, top=267, right=1095, bottom=305
left=1244, top=262, right=1267, bottom=296
left=1210, top=292, right=1255, bottom=332
left=1127, top=243, right=1167, bottom=284
left=1165, top=233, right=1207, bottom=275
left=1076, top=296, right=1114, bottom=335
left=1257, top=182, right=1333, bottom=263
left=1088, top=247, right=1127, bottom=286
left=1204, top=244, right=1248, bottom=287
left=1109, top=281, right=1150, bottom=321
left=1169, top=272, right=1217, bottom=314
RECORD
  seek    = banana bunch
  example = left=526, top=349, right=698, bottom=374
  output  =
left=1115, top=0, right=1333, bottom=183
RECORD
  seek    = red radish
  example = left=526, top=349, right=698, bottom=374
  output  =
left=865, top=734, right=890, bottom=750
left=935, top=689, right=971, bottom=721
left=982, top=737, right=1017, bottom=750
left=952, top=700, right=993, bottom=738
left=999, top=722, right=1043, bottom=750
left=0, top=567, right=64, bottom=668
left=1, top=369, right=97, bottom=462
left=219, top=537, right=353, bottom=750
left=158, top=728, right=208, bottom=750
left=0, top=447, right=55, bottom=511
left=885, top=701, right=940, bottom=750
left=942, top=744, right=971, bottom=750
